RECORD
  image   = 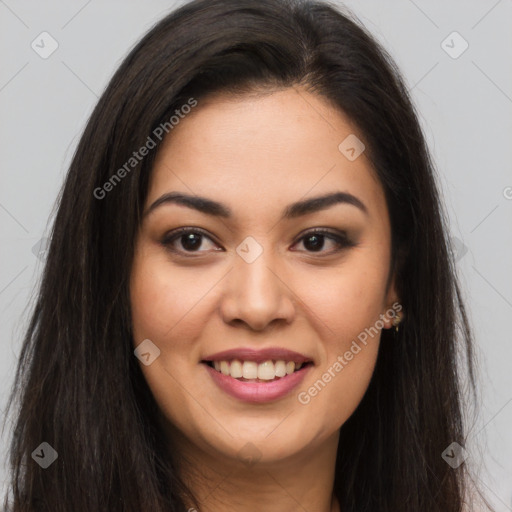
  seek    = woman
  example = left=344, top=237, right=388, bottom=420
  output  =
left=2, top=0, right=494, bottom=510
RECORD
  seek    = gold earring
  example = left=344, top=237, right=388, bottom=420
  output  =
left=392, top=314, right=401, bottom=333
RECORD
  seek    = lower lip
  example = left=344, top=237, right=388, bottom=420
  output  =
left=203, top=363, right=312, bottom=403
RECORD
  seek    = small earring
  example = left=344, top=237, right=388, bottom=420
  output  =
left=392, top=314, right=402, bottom=333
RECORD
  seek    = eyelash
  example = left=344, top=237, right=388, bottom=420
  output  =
left=160, top=227, right=356, bottom=257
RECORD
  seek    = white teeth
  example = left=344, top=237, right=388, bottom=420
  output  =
left=242, top=361, right=258, bottom=379
left=230, top=359, right=243, bottom=378
left=274, top=360, right=287, bottom=378
left=257, top=360, right=275, bottom=380
left=220, top=361, right=230, bottom=376
left=286, top=361, right=295, bottom=375
left=209, top=359, right=307, bottom=380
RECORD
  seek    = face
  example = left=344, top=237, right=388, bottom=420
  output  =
left=130, top=87, right=400, bottom=467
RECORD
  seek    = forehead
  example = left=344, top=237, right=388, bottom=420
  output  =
left=147, top=88, right=386, bottom=221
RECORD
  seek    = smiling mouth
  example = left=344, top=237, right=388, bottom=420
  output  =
left=202, top=359, right=313, bottom=383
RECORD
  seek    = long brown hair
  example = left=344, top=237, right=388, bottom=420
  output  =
left=3, top=0, right=493, bottom=510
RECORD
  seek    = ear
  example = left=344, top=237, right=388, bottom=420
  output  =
left=382, top=270, right=403, bottom=329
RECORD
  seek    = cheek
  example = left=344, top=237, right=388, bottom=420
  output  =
left=290, top=252, right=389, bottom=342
left=130, top=252, right=214, bottom=348
left=309, top=352, right=378, bottom=430
left=129, top=252, right=216, bottom=422
left=295, top=290, right=381, bottom=431
left=289, top=254, right=386, bottom=425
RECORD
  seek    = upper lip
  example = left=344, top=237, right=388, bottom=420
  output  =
left=202, top=347, right=313, bottom=365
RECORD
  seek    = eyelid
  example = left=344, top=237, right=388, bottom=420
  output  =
left=292, top=227, right=350, bottom=244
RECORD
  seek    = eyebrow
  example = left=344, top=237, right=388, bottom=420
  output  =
left=144, top=190, right=368, bottom=220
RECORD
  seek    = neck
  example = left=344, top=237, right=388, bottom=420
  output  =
left=168, top=426, right=341, bottom=512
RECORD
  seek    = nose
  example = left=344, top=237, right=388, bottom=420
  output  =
left=219, top=247, right=296, bottom=331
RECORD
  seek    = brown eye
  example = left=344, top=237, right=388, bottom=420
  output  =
left=161, top=227, right=221, bottom=255
left=292, top=229, right=355, bottom=255
left=161, top=227, right=355, bottom=258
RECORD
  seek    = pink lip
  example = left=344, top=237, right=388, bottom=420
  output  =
left=203, top=362, right=312, bottom=403
left=202, top=347, right=312, bottom=365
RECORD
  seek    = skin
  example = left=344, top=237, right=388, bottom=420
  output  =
left=130, top=87, right=402, bottom=512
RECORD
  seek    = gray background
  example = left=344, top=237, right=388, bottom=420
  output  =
left=1, top=0, right=511, bottom=508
